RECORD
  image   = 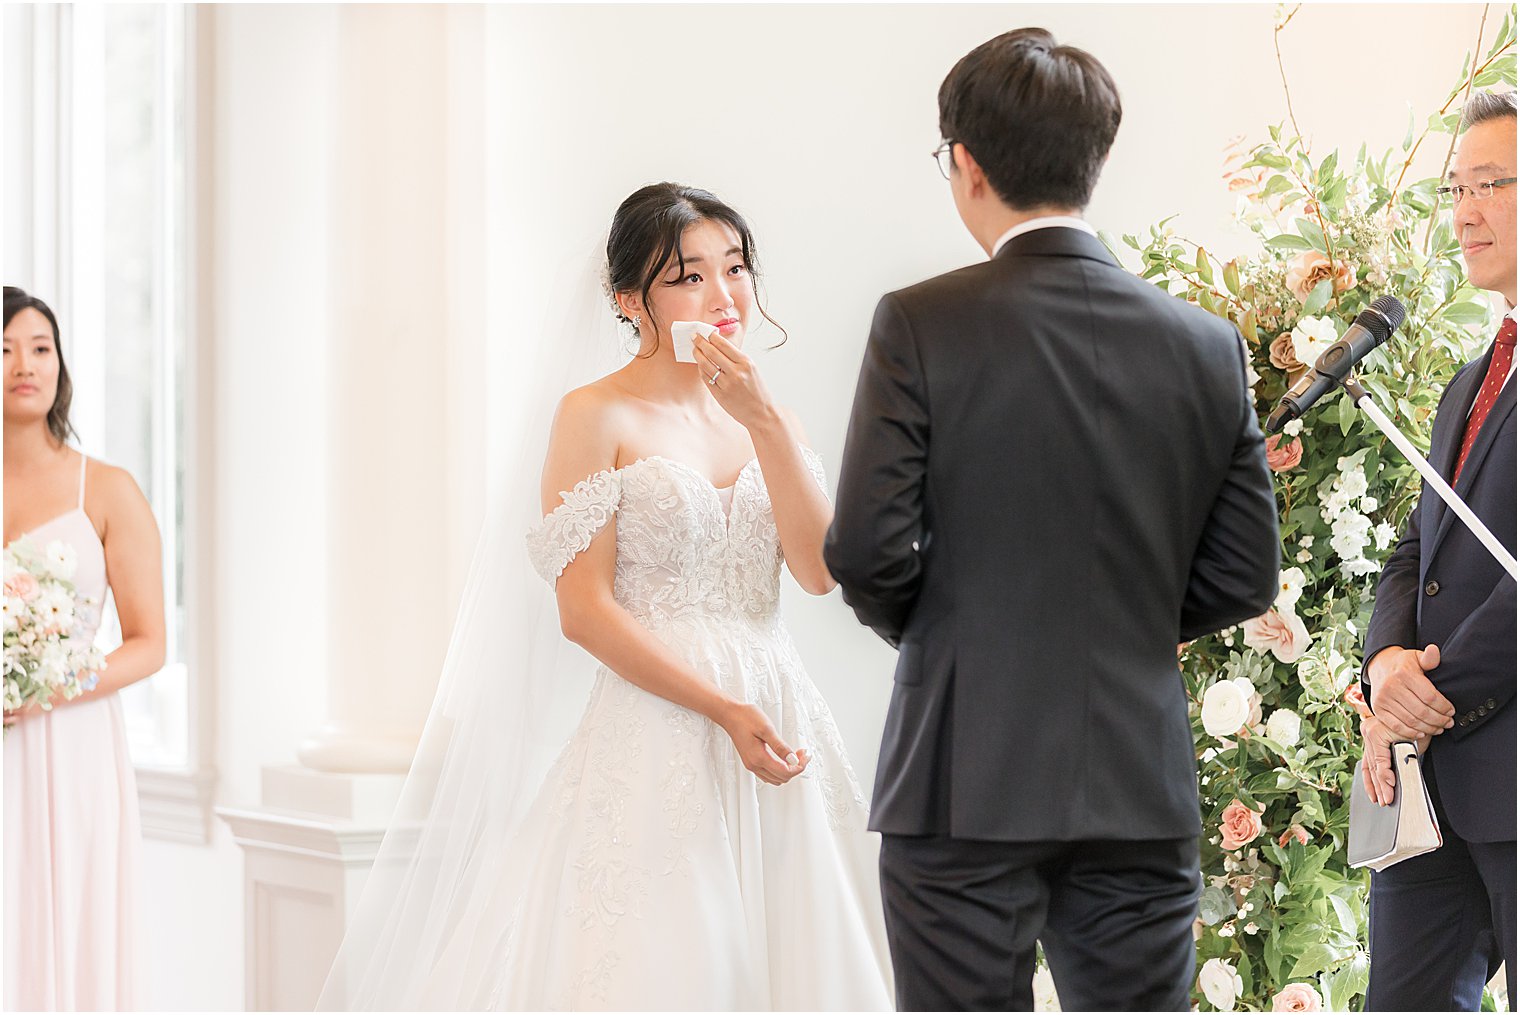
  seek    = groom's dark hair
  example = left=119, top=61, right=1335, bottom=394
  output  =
left=939, top=28, right=1121, bottom=211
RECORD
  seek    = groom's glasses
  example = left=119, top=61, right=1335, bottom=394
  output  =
left=932, top=140, right=957, bottom=180
left=1436, top=177, right=1517, bottom=205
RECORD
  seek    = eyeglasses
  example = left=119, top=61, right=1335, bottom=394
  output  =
left=1436, top=177, right=1517, bottom=204
left=932, top=140, right=956, bottom=180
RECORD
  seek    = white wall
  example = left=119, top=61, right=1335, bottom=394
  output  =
left=141, top=6, right=339, bottom=1009
left=140, top=4, right=1485, bottom=1009
left=487, top=1, right=1483, bottom=799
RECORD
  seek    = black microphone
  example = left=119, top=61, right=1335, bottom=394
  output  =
left=1264, top=295, right=1407, bottom=434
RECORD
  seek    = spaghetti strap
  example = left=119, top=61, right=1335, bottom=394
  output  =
left=76, top=451, right=87, bottom=510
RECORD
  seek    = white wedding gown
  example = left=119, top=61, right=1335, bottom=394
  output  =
left=426, top=447, right=892, bottom=1010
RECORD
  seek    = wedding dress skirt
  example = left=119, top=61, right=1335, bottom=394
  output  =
left=421, top=449, right=893, bottom=1010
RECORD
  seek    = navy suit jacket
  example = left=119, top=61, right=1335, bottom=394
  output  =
left=1363, top=333, right=1517, bottom=843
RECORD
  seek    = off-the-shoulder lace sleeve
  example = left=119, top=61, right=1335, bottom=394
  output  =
left=801, top=445, right=829, bottom=498
left=525, top=469, right=623, bottom=584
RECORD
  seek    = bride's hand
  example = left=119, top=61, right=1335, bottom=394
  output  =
left=692, top=332, right=777, bottom=431
left=714, top=699, right=810, bottom=786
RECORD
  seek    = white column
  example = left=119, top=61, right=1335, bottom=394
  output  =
left=296, top=3, right=455, bottom=775
left=217, top=6, right=487, bottom=1010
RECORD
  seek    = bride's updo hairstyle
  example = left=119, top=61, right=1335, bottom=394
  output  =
left=605, top=182, right=786, bottom=357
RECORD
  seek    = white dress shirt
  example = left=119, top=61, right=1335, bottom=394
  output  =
left=991, top=215, right=1098, bottom=258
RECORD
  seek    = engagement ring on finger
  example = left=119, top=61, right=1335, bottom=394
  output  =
left=709, top=369, right=722, bottom=385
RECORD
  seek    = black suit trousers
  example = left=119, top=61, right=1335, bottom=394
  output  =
left=879, top=833, right=1201, bottom=1011
left=1367, top=773, right=1517, bottom=1011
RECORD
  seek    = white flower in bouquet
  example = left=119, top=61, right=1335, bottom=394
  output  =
left=3, top=537, right=106, bottom=724
left=1198, top=956, right=1243, bottom=1011
left=1202, top=679, right=1252, bottom=738
left=1266, top=708, right=1303, bottom=747
left=1373, top=521, right=1399, bottom=551
left=44, top=540, right=77, bottom=581
left=1274, top=566, right=1307, bottom=612
left=1330, top=510, right=1373, bottom=563
left=1235, top=676, right=1264, bottom=727
left=35, top=586, right=76, bottom=634
left=1335, top=457, right=1369, bottom=500
left=1290, top=315, right=1338, bottom=370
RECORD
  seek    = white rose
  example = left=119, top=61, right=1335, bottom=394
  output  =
left=1198, top=956, right=1243, bottom=1011
left=1290, top=315, right=1338, bottom=370
left=1359, top=496, right=1379, bottom=512
left=1266, top=708, right=1303, bottom=746
left=1202, top=679, right=1251, bottom=738
left=1232, top=676, right=1264, bottom=726
left=1274, top=567, right=1307, bottom=611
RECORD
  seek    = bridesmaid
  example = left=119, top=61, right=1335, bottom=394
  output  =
left=3, top=286, right=165, bottom=1011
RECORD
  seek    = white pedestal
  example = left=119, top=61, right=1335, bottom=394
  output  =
left=216, top=765, right=404, bottom=1012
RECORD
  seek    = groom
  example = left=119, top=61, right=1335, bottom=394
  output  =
left=825, top=28, right=1281, bottom=1011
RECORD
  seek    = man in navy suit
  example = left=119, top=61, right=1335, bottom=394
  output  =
left=1360, top=89, right=1517, bottom=1011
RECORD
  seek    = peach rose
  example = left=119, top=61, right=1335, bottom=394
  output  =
left=1265, top=434, right=1304, bottom=473
left=1219, top=799, right=1264, bottom=850
left=1272, top=982, right=1324, bottom=1011
left=1242, top=607, right=1311, bottom=664
left=1278, top=824, right=1310, bottom=847
left=1269, top=331, right=1306, bottom=373
left=1286, top=250, right=1356, bottom=304
left=4, top=570, right=38, bottom=600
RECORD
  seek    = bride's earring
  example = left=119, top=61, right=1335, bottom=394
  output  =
left=632, top=314, right=642, bottom=329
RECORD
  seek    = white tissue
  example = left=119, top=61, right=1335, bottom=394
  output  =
left=670, top=320, right=718, bottom=364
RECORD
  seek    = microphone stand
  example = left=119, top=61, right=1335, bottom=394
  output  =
left=1342, top=376, right=1518, bottom=580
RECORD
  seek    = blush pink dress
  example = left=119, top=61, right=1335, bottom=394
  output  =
left=4, top=452, right=143, bottom=1011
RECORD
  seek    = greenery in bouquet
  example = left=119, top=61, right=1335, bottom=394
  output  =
left=2, top=535, right=106, bottom=724
left=1109, top=6, right=1517, bottom=1011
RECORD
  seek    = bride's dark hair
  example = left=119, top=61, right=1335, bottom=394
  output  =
left=605, top=183, right=786, bottom=358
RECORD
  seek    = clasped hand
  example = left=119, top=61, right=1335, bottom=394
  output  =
left=1368, top=644, right=1452, bottom=740
left=714, top=699, right=810, bottom=786
left=1360, top=643, right=1447, bottom=806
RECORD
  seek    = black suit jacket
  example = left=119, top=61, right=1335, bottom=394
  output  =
left=824, top=227, right=1280, bottom=842
left=1363, top=335, right=1517, bottom=843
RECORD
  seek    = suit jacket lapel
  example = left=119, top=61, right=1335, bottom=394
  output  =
left=1429, top=358, right=1514, bottom=560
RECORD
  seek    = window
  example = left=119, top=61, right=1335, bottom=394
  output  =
left=4, top=3, right=212, bottom=839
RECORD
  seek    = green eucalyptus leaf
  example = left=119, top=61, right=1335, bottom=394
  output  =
left=1268, top=233, right=1314, bottom=251
left=1304, top=278, right=1334, bottom=315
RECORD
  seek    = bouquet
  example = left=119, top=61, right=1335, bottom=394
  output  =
left=3, top=535, right=107, bottom=726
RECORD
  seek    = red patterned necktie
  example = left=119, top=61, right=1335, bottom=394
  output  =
left=1453, top=316, right=1517, bottom=482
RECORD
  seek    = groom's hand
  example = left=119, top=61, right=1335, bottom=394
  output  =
left=1368, top=644, right=1453, bottom=740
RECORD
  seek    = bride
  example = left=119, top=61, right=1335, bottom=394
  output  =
left=319, top=183, right=893, bottom=1011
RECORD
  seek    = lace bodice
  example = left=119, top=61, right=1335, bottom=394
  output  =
left=526, top=448, right=827, bottom=629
